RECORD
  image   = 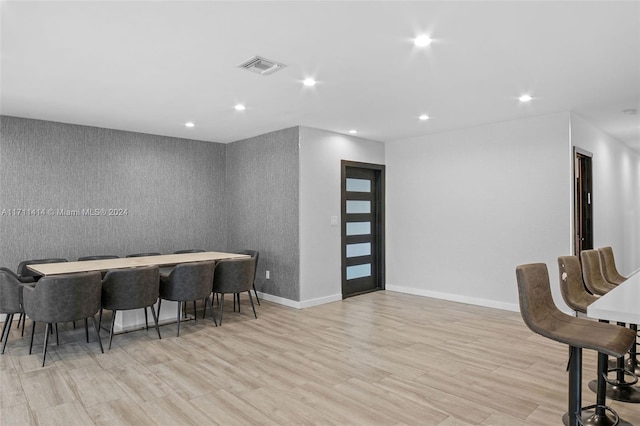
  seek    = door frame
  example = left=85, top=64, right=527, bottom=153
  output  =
left=340, top=160, right=386, bottom=298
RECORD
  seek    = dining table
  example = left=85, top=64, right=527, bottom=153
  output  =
left=26, top=251, right=249, bottom=276
left=26, top=251, right=250, bottom=332
left=587, top=268, right=640, bottom=404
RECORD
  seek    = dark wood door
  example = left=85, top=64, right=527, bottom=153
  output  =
left=575, top=149, right=593, bottom=254
left=341, top=161, right=385, bottom=298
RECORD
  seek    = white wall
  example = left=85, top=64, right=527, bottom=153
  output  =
left=570, top=112, right=640, bottom=275
left=385, top=112, right=572, bottom=311
left=298, top=126, right=385, bottom=306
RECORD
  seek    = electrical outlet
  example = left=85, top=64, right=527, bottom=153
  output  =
left=266, top=270, right=270, bottom=280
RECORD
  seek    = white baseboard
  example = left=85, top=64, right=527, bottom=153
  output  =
left=385, top=284, right=519, bottom=313
left=257, top=292, right=342, bottom=310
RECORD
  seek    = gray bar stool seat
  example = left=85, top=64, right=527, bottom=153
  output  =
left=516, top=263, right=635, bottom=426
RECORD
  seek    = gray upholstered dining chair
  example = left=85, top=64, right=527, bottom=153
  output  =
left=235, top=250, right=260, bottom=306
left=580, top=250, right=617, bottom=296
left=158, top=260, right=216, bottom=336
left=212, top=257, right=256, bottom=325
left=17, top=258, right=67, bottom=282
left=126, top=252, right=162, bottom=258
left=78, top=255, right=119, bottom=261
left=597, top=247, right=627, bottom=286
left=22, top=271, right=103, bottom=367
left=0, top=268, right=27, bottom=354
left=100, top=266, right=161, bottom=349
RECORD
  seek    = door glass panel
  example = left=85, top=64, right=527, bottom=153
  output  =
left=346, top=263, right=371, bottom=280
left=346, top=178, right=371, bottom=193
left=346, top=221, right=370, bottom=236
left=346, top=200, right=370, bottom=214
left=347, top=242, right=371, bottom=258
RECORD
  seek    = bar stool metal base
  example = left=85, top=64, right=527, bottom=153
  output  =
left=588, top=380, right=640, bottom=403
left=626, top=357, right=640, bottom=377
left=562, top=405, right=631, bottom=426
left=608, top=358, right=640, bottom=376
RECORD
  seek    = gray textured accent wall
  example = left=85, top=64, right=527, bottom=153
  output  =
left=225, top=127, right=300, bottom=301
left=0, top=116, right=227, bottom=271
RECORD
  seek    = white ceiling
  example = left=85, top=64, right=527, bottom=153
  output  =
left=2, top=1, right=639, bottom=151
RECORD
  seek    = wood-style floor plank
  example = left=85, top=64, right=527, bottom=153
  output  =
left=1, top=290, right=639, bottom=425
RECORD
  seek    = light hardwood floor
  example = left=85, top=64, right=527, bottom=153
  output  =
left=1, top=291, right=639, bottom=425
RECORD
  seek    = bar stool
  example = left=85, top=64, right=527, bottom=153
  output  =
left=597, top=247, right=627, bottom=285
left=516, top=263, right=635, bottom=426
left=598, top=247, right=639, bottom=377
left=580, top=250, right=617, bottom=296
left=557, top=256, right=599, bottom=315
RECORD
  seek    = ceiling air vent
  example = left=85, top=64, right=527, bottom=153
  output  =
left=237, top=55, right=286, bottom=76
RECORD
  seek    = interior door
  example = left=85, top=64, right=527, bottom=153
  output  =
left=574, top=148, right=593, bottom=254
left=341, top=161, right=385, bottom=298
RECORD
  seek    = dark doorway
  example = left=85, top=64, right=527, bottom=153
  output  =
left=341, top=161, right=385, bottom=298
left=574, top=148, right=593, bottom=254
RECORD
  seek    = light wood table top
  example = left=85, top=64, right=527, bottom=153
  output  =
left=587, top=269, right=640, bottom=324
left=26, top=251, right=250, bottom=276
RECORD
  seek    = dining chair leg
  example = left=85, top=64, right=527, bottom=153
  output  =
left=206, top=296, right=217, bottom=327
left=55, top=323, right=59, bottom=346
left=1, top=314, right=13, bottom=354
left=85, top=318, right=89, bottom=343
left=247, top=291, right=257, bottom=319
left=149, top=305, right=161, bottom=340
left=109, top=310, right=117, bottom=350
left=237, top=293, right=241, bottom=313
left=98, top=308, right=103, bottom=332
left=42, top=323, right=50, bottom=367
left=0, top=315, right=10, bottom=343
left=253, top=284, right=260, bottom=306
left=157, top=299, right=162, bottom=319
left=144, top=307, right=149, bottom=331
left=193, top=301, right=197, bottom=323
left=29, top=321, right=36, bottom=354
left=15, top=312, right=22, bottom=330
left=21, top=313, right=25, bottom=337
left=92, top=316, right=104, bottom=353
left=219, top=294, right=224, bottom=325
left=202, top=297, right=207, bottom=319
left=176, top=302, right=182, bottom=337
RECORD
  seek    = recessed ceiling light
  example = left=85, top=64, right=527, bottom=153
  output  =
left=419, top=114, right=430, bottom=121
left=184, top=122, right=195, bottom=128
left=349, top=129, right=358, bottom=134
left=303, top=78, right=316, bottom=87
left=414, top=35, right=432, bottom=47
left=234, top=104, right=246, bottom=111
left=519, top=94, right=533, bottom=103
left=622, top=108, right=637, bottom=115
